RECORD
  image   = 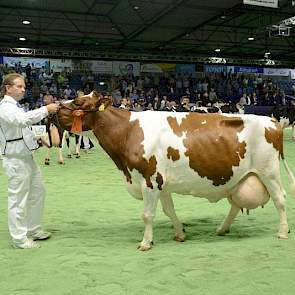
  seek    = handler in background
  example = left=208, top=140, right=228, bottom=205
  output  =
left=0, top=73, right=60, bottom=249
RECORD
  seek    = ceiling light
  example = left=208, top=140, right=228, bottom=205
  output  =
left=248, top=37, right=255, bottom=41
left=19, top=37, right=26, bottom=41
left=221, top=15, right=226, bottom=19
left=22, top=20, right=31, bottom=25
left=215, top=48, right=221, bottom=52
left=265, top=51, right=271, bottom=55
left=134, top=6, right=139, bottom=10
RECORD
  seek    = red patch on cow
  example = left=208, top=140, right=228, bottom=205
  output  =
left=167, top=146, right=180, bottom=161
left=167, top=113, right=246, bottom=186
left=265, top=121, right=284, bottom=158
left=156, top=172, right=164, bottom=190
left=91, top=108, right=157, bottom=188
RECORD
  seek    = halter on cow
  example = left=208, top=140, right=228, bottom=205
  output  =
left=56, top=91, right=295, bottom=251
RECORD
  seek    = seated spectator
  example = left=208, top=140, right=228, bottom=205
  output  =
left=83, top=83, right=91, bottom=95
left=112, top=89, right=122, bottom=107
left=40, top=83, right=48, bottom=94
left=43, top=90, right=54, bottom=105
left=119, top=97, right=129, bottom=109
left=130, top=89, right=139, bottom=103
left=178, top=96, right=190, bottom=112
left=250, top=92, right=258, bottom=105
left=237, top=93, right=251, bottom=107
left=63, top=85, right=76, bottom=99
left=132, top=101, right=143, bottom=112
left=49, top=83, right=58, bottom=96
left=208, top=88, right=218, bottom=103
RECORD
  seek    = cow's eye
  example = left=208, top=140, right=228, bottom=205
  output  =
left=74, top=99, right=83, bottom=106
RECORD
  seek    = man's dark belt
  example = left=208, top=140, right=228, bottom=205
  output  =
left=6, top=137, right=23, bottom=142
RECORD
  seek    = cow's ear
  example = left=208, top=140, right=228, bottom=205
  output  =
left=97, top=96, right=112, bottom=110
left=92, top=90, right=100, bottom=99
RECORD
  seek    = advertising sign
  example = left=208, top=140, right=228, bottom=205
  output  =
left=264, top=68, right=290, bottom=76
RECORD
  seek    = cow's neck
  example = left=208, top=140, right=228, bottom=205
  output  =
left=92, top=106, right=131, bottom=156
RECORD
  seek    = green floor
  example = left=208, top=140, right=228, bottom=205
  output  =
left=1, top=130, right=295, bottom=295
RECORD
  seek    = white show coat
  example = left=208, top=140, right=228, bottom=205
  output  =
left=0, top=95, right=49, bottom=246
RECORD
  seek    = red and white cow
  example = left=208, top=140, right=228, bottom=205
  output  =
left=56, top=91, right=295, bottom=251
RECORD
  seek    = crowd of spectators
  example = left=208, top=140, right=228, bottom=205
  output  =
left=1, top=62, right=295, bottom=113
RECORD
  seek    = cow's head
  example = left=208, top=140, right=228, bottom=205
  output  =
left=74, top=90, right=112, bottom=111
left=57, top=91, right=112, bottom=132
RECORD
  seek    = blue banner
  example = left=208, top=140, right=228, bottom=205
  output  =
left=234, top=66, right=263, bottom=73
left=0, top=56, right=3, bottom=64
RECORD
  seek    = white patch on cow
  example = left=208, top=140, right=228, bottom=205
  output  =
left=61, top=99, right=74, bottom=104
left=201, top=120, right=206, bottom=125
left=130, top=110, right=188, bottom=159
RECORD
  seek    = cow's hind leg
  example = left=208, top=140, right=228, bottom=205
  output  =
left=260, top=177, right=289, bottom=239
left=159, top=191, right=186, bottom=242
left=138, top=188, right=159, bottom=251
left=216, top=202, right=240, bottom=236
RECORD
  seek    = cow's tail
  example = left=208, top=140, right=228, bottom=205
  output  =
left=282, top=157, right=295, bottom=198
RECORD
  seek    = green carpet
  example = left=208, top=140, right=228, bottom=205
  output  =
left=1, top=130, right=295, bottom=295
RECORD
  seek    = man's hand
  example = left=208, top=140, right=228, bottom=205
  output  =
left=46, top=103, right=60, bottom=114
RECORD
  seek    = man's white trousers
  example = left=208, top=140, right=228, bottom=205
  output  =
left=2, top=155, right=45, bottom=245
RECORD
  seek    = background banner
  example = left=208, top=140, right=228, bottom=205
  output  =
left=112, top=61, right=140, bottom=76
left=50, top=59, right=72, bottom=72
left=3, top=56, right=49, bottom=68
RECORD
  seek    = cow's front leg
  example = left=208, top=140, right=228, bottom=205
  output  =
left=138, top=188, right=159, bottom=251
left=160, top=191, right=186, bottom=242
left=62, top=131, right=72, bottom=158
left=44, top=148, right=50, bottom=165
left=57, top=147, right=65, bottom=165
left=216, top=202, right=240, bottom=236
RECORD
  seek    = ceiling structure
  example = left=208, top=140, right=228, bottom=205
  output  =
left=0, top=0, right=294, bottom=66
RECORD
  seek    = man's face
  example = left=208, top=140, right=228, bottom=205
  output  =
left=6, top=78, right=25, bottom=101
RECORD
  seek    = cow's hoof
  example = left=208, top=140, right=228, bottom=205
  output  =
left=67, top=154, right=72, bottom=158
left=216, top=228, right=230, bottom=236
left=278, top=224, right=289, bottom=239
left=44, top=159, right=50, bottom=165
left=58, top=161, right=65, bottom=165
left=137, top=242, right=153, bottom=251
left=174, top=233, right=186, bottom=242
